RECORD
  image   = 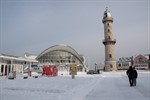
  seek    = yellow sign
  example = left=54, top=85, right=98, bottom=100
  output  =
left=70, top=65, right=77, bottom=79
left=70, top=65, right=76, bottom=72
left=70, top=65, right=77, bottom=75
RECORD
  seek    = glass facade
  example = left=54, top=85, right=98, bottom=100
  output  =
left=37, top=50, right=83, bottom=71
left=37, top=50, right=80, bottom=64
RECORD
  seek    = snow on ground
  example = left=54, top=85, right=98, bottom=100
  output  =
left=0, top=71, right=150, bottom=100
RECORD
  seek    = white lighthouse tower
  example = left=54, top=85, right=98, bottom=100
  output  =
left=102, top=8, right=117, bottom=71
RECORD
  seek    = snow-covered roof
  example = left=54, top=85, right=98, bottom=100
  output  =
left=24, top=53, right=37, bottom=59
left=0, top=53, right=38, bottom=62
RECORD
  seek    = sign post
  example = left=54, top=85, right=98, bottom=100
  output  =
left=70, top=65, right=77, bottom=79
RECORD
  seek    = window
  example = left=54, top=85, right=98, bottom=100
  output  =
left=139, top=57, right=143, bottom=63
left=118, top=64, right=121, bottom=67
left=108, top=29, right=110, bottom=32
left=107, top=23, right=109, bottom=26
left=1, top=65, right=4, bottom=73
left=109, top=54, right=112, bottom=58
left=110, top=64, right=113, bottom=68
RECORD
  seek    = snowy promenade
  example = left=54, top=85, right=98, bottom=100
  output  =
left=0, top=71, right=150, bottom=100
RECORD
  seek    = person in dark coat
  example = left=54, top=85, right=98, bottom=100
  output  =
left=133, top=67, right=138, bottom=86
left=126, top=66, right=134, bottom=86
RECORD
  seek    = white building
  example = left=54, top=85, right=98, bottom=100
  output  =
left=0, top=44, right=88, bottom=76
left=36, top=44, right=88, bottom=73
left=117, top=54, right=150, bottom=70
left=0, top=53, right=38, bottom=76
left=117, top=57, right=132, bottom=70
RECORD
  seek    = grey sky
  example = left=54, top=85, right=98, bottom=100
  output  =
left=0, top=0, right=149, bottom=68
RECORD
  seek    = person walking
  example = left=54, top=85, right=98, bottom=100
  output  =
left=126, top=66, right=134, bottom=86
left=133, top=67, right=138, bottom=86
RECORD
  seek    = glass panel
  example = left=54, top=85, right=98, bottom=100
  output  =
left=38, top=50, right=81, bottom=68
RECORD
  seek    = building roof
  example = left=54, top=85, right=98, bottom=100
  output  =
left=103, top=7, right=112, bottom=18
left=0, top=53, right=38, bottom=62
left=36, top=44, right=83, bottom=64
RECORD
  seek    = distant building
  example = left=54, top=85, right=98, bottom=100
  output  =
left=117, top=54, right=150, bottom=70
left=133, top=54, right=149, bottom=70
left=117, top=57, right=132, bottom=70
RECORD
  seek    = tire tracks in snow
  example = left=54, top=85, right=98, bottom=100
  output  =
left=58, top=75, right=101, bottom=100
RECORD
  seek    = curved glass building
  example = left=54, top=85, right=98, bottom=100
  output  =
left=36, top=44, right=87, bottom=72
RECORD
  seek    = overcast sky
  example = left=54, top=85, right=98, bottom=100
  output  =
left=0, top=0, right=149, bottom=68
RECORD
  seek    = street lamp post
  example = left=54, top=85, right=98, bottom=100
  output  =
left=95, top=63, right=97, bottom=72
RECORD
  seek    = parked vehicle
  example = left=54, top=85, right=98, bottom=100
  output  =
left=23, top=73, right=28, bottom=79
left=87, top=70, right=95, bottom=74
left=31, top=72, right=42, bottom=78
left=87, top=70, right=100, bottom=74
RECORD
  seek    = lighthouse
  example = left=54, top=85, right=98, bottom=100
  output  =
left=102, top=8, right=117, bottom=71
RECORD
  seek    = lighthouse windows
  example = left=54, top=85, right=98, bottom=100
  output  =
left=109, top=54, right=112, bottom=58
left=107, top=23, right=109, bottom=26
left=110, top=64, right=113, bottom=68
left=108, top=29, right=110, bottom=33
